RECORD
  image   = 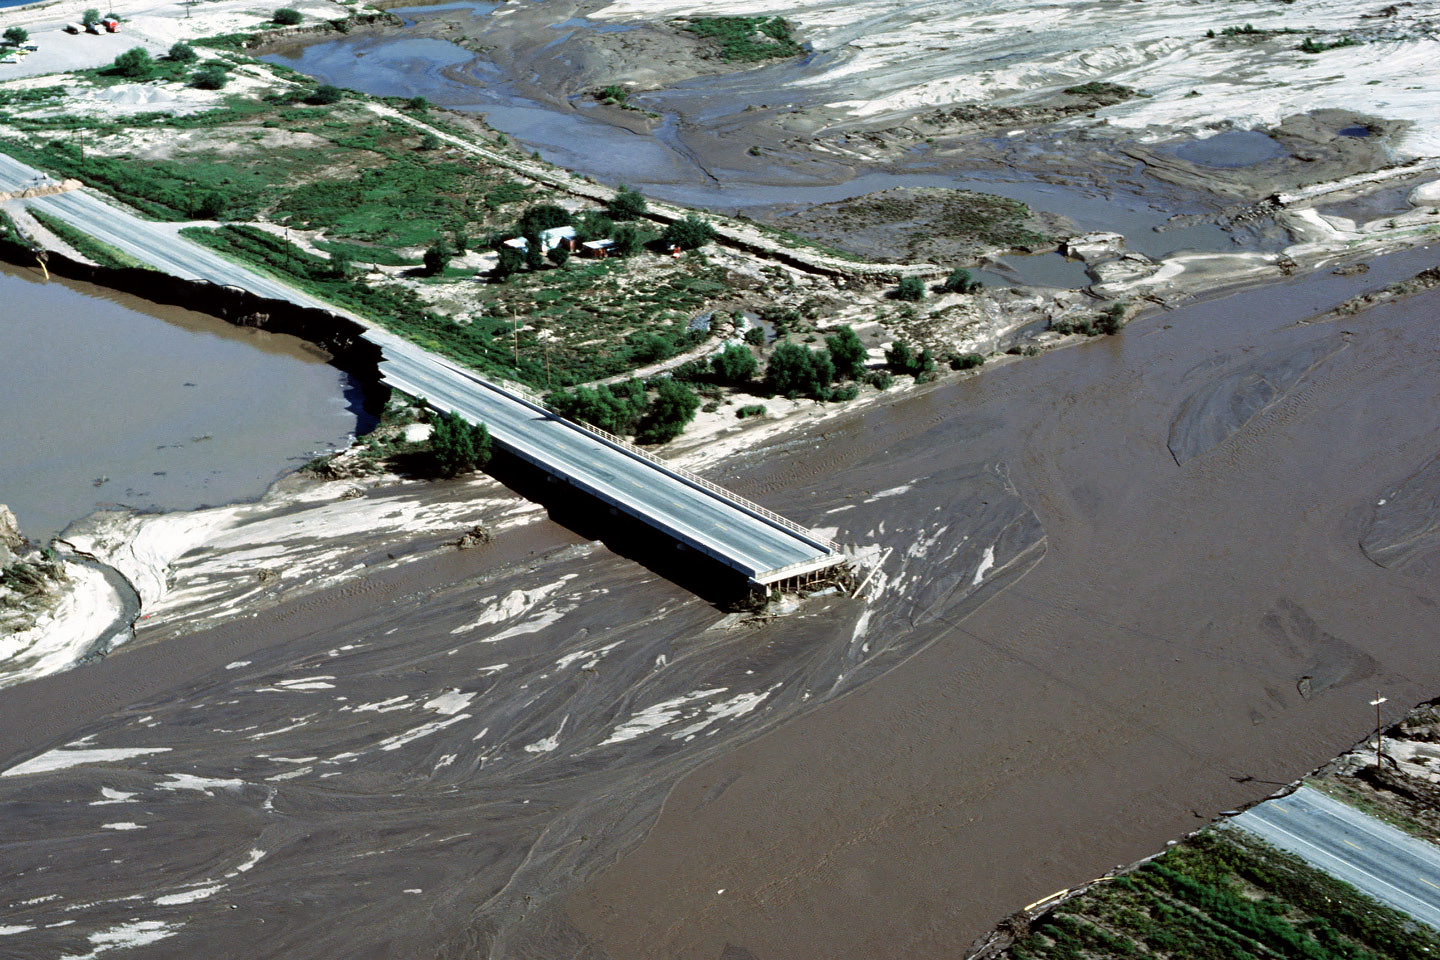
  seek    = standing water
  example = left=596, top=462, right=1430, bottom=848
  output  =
left=0, top=263, right=365, bottom=540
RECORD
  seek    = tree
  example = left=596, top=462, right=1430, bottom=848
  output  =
left=524, top=237, right=545, bottom=271
left=273, top=7, right=302, bottom=25
left=612, top=223, right=644, bottom=257
left=637, top=379, right=701, bottom=444
left=492, top=245, right=525, bottom=281
left=942, top=267, right=982, bottom=294
left=548, top=382, right=646, bottom=435
left=548, top=245, right=570, bottom=268
left=764, top=342, right=834, bottom=399
left=575, top=211, right=614, bottom=243
left=112, top=47, right=154, bottom=78
left=895, top=276, right=926, bottom=301
left=824, top=325, right=866, bottom=379
left=82, top=8, right=102, bottom=26
left=168, top=41, right=196, bottom=61
left=308, top=84, right=343, bottom=105
left=606, top=183, right=647, bottom=221
left=4, top=27, right=31, bottom=45
left=516, top=203, right=572, bottom=236
left=661, top=214, right=716, bottom=251
left=711, top=342, right=757, bottom=384
left=191, top=63, right=228, bottom=89
left=423, top=242, right=450, bottom=276
left=429, top=413, right=491, bottom=477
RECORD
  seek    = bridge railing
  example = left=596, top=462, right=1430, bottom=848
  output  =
left=486, top=376, right=844, bottom=556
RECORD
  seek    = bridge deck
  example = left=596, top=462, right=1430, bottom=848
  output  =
left=372, top=332, right=845, bottom=585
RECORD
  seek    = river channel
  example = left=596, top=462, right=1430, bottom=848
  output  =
left=0, top=263, right=365, bottom=540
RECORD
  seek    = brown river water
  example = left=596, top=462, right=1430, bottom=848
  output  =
left=0, top=245, right=1436, bottom=958
left=0, top=263, right=365, bottom=540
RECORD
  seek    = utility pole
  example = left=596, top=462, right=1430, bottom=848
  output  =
left=512, top=315, right=519, bottom=367
left=1371, top=693, right=1388, bottom=771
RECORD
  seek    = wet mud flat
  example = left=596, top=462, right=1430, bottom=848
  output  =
left=257, top=2, right=1359, bottom=271
left=0, top=246, right=1438, bottom=957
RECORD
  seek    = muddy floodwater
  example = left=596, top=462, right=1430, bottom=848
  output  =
left=0, top=244, right=1436, bottom=958
left=0, top=263, right=364, bottom=539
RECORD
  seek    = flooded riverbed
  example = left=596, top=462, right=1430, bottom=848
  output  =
left=0, top=263, right=364, bottom=540
left=261, top=16, right=1256, bottom=261
left=0, top=245, right=1436, bottom=958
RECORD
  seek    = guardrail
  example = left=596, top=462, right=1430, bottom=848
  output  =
left=445, top=365, right=845, bottom=556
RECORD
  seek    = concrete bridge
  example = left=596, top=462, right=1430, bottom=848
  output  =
left=371, top=330, right=848, bottom=588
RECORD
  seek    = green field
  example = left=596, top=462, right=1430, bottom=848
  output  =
left=1006, top=830, right=1440, bottom=960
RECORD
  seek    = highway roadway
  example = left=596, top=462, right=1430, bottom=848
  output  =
left=1, top=150, right=843, bottom=584
left=1230, top=784, right=1440, bottom=929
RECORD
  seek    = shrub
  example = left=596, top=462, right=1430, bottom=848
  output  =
left=626, top=331, right=671, bottom=364
left=429, top=413, right=491, bottom=476
left=885, top=341, right=934, bottom=376
left=824, top=325, right=866, bottom=379
left=191, top=63, right=228, bottom=89
left=606, top=183, right=647, bottom=221
left=423, top=242, right=450, bottom=276
left=168, top=41, right=197, bottom=61
left=637, top=379, right=700, bottom=444
left=5, top=26, right=31, bottom=45
left=595, top=84, right=628, bottom=105
left=419, top=132, right=442, bottom=150
left=894, top=276, right=926, bottom=301
left=743, top=326, right=765, bottom=346
left=866, top=370, right=894, bottom=391
left=524, top=240, right=545, bottom=271
left=949, top=352, right=985, bottom=371
left=1096, top=302, right=1127, bottom=335
left=764, top=342, right=834, bottom=398
left=191, top=191, right=228, bottom=219
left=662, top=214, right=716, bottom=251
left=273, top=7, right=302, bottom=25
left=112, top=47, right=154, bottom=78
left=308, top=84, right=343, bottom=105
left=711, top=342, right=758, bottom=384
left=736, top=404, right=767, bottom=419
left=406, top=95, right=430, bottom=111
left=826, top=383, right=859, bottom=402
left=547, top=245, right=570, bottom=268
left=943, top=267, right=983, bottom=294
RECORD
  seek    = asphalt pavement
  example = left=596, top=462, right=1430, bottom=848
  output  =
left=1, top=150, right=842, bottom=583
left=1230, top=784, right=1440, bottom=929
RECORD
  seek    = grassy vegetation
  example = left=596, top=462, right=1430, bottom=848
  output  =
left=1007, top=830, right=1440, bottom=960
left=27, top=208, right=148, bottom=269
left=0, top=208, right=25, bottom=245
left=684, top=16, right=804, bottom=62
left=1299, top=35, right=1362, bottom=54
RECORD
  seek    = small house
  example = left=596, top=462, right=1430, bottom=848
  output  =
left=539, top=225, right=576, bottom=252
left=581, top=239, right=614, bottom=259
